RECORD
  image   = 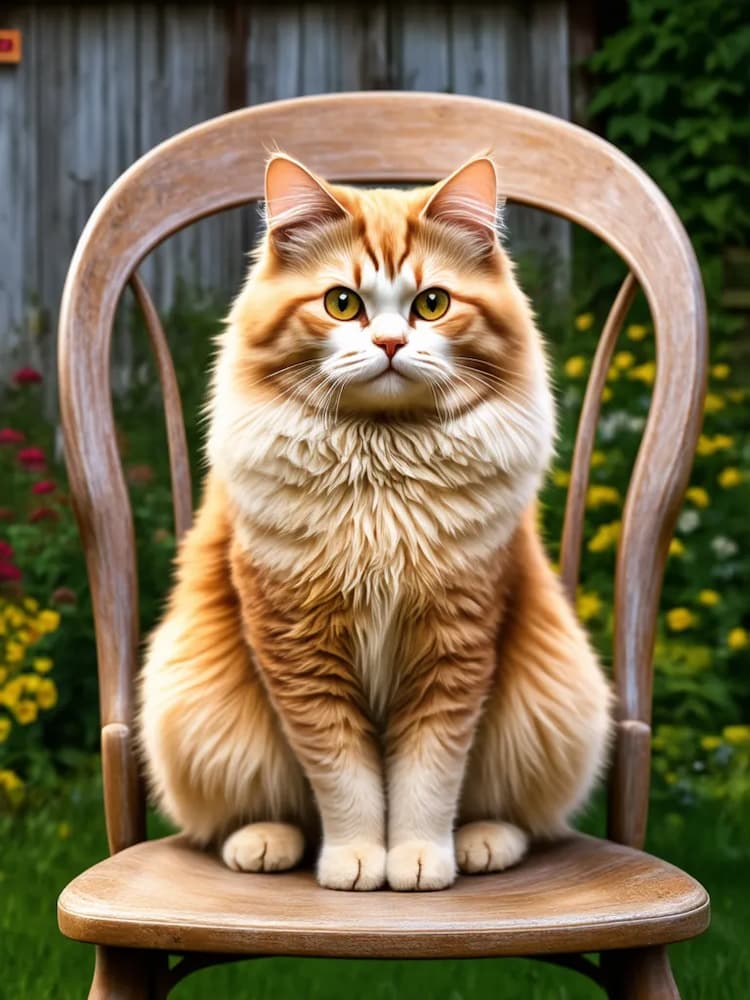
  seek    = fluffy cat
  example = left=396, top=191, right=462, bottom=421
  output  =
left=139, top=154, right=612, bottom=892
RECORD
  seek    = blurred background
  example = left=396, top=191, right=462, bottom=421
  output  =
left=1, top=2, right=748, bottom=997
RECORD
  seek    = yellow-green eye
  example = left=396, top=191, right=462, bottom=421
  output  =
left=324, top=287, right=363, bottom=321
left=412, top=288, right=450, bottom=321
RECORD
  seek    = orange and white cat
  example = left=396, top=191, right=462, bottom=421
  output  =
left=139, top=154, right=612, bottom=891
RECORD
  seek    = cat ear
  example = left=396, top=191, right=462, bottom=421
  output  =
left=264, top=154, right=349, bottom=252
left=421, top=157, right=500, bottom=252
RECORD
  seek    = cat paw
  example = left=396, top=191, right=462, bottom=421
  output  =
left=386, top=840, right=456, bottom=891
left=221, top=822, right=305, bottom=873
left=317, top=842, right=387, bottom=891
left=455, top=820, right=528, bottom=874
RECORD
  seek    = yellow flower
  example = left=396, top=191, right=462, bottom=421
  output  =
left=0, top=678, right=24, bottom=710
left=700, top=735, right=722, bottom=751
left=666, top=607, right=697, bottom=632
left=0, top=769, right=24, bottom=792
left=575, top=313, right=594, bottom=332
left=628, top=362, right=656, bottom=385
left=711, top=363, right=730, bottom=380
left=685, top=486, right=710, bottom=509
left=0, top=717, right=11, bottom=742
left=22, top=674, right=41, bottom=694
left=727, top=388, right=746, bottom=403
left=665, top=772, right=678, bottom=786
left=669, top=538, right=685, bottom=557
left=36, top=609, right=61, bottom=634
left=57, top=821, right=72, bottom=840
left=718, top=468, right=743, bottom=488
left=698, top=590, right=720, bottom=607
left=588, top=521, right=621, bottom=553
left=564, top=356, right=587, bottom=378
left=728, top=628, right=749, bottom=651
left=723, top=725, right=750, bottom=745
left=626, top=323, right=648, bottom=341
left=36, top=678, right=58, bottom=710
left=552, top=469, right=570, bottom=488
left=601, top=387, right=613, bottom=403
left=704, top=392, right=725, bottom=414
left=23, top=597, right=39, bottom=613
left=576, top=590, right=602, bottom=622
left=606, top=365, right=619, bottom=382
left=33, top=657, right=53, bottom=674
left=697, top=435, right=715, bottom=456
left=13, top=700, right=38, bottom=725
left=0, top=667, right=6, bottom=685
left=6, top=641, right=24, bottom=664
left=613, top=351, right=635, bottom=370
left=586, top=485, right=621, bottom=509
left=713, top=434, right=734, bottom=449
left=5, top=606, right=25, bottom=629
left=591, top=450, right=606, bottom=467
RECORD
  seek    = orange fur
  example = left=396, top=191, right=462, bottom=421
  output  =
left=139, top=154, right=612, bottom=891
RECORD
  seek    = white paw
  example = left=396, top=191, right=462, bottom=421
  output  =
left=317, top=842, right=387, bottom=891
left=221, top=822, right=305, bottom=873
left=455, top=820, right=528, bottom=874
left=386, top=840, right=456, bottom=891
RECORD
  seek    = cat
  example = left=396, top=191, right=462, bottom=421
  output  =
left=138, top=153, right=612, bottom=892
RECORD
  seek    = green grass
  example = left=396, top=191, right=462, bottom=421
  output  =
left=1, top=775, right=748, bottom=999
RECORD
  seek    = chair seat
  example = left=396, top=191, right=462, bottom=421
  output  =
left=57, top=833, right=709, bottom=959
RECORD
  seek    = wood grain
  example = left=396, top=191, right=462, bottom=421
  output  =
left=58, top=834, right=709, bottom=959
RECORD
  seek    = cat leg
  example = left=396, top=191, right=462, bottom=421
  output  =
left=455, top=820, right=528, bottom=873
left=230, top=549, right=386, bottom=891
left=222, top=821, right=305, bottom=872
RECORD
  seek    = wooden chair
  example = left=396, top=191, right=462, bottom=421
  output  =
left=57, top=92, right=709, bottom=999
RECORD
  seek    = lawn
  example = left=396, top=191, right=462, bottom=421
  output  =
left=1, top=773, right=747, bottom=999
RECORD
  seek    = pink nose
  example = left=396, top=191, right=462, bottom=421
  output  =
left=373, top=337, right=406, bottom=359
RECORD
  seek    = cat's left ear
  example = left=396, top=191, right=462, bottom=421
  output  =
left=265, top=154, right=349, bottom=254
left=421, top=157, right=500, bottom=253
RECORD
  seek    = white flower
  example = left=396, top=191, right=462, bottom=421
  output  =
left=711, top=535, right=738, bottom=558
left=678, top=510, right=700, bottom=533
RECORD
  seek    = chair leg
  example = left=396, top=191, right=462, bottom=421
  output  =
left=88, top=946, right=161, bottom=1000
left=602, top=945, right=679, bottom=1000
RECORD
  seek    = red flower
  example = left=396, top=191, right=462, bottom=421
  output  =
left=0, top=428, right=25, bottom=445
left=12, top=367, right=43, bottom=385
left=18, top=447, right=46, bottom=469
left=0, top=540, right=13, bottom=560
left=0, top=508, right=14, bottom=521
left=0, top=561, right=22, bottom=582
left=32, top=479, right=56, bottom=494
left=29, top=506, right=59, bottom=523
left=52, top=586, right=77, bottom=605
left=126, top=463, right=155, bottom=486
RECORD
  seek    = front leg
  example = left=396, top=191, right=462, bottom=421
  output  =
left=385, top=602, right=498, bottom=891
left=232, top=552, right=386, bottom=890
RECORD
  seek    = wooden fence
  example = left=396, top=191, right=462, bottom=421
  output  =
left=0, top=2, right=574, bottom=387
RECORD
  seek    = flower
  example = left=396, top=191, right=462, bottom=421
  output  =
left=51, top=587, right=76, bottom=605
left=727, top=628, right=748, bottom=651
left=711, top=536, right=738, bottom=559
left=28, top=506, right=59, bottom=523
left=552, top=469, right=570, bottom=487
left=31, top=480, right=56, bottom=495
left=727, top=388, right=745, bottom=403
left=0, top=717, right=11, bottom=742
left=601, top=387, right=613, bottom=403
left=666, top=607, right=697, bottom=631
left=697, top=434, right=734, bottom=456
left=564, top=356, right=587, bottom=378
left=613, top=351, right=635, bottom=371
left=704, top=393, right=725, bottom=414
left=13, top=700, right=38, bottom=725
left=17, top=447, right=45, bottom=470
left=711, top=363, right=730, bottom=380
left=0, top=562, right=22, bottom=582
left=575, top=313, right=594, bottom=331
left=677, top=509, right=700, bottom=533
left=698, top=590, right=720, bottom=607
left=718, top=468, right=743, bottom=488
left=668, top=538, right=685, bottom=557
left=685, top=486, right=710, bottom=509
left=576, top=590, right=602, bottom=622
left=0, top=769, right=24, bottom=792
left=723, top=725, right=750, bottom=745
left=0, top=428, right=25, bottom=445
left=33, top=657, right=53, bottom=673
left=586, top=485, right=620, bottom=508
left=700, top=735, right=722, bottom=751
left=5, top=640, right=24, bottom=662
left=0, top=541, right=13, bottom=560
left=36, top=678, right=57, bottom=710
left=626, top=324, right=648, bottom=341
left=588, top=521, right=621, bottom=553
left=628, top=362, right=656, bottom=385
left=57, top=822, right=72, bottom=840
left=12, top=367, right=42, bottom=385
left=606, top=365, right=619, bottom=382
left=36, top=609, right=60, bottom=633
left=591, top=451, right=606, bottom=467
left=126, top=464, right=155, bottom=486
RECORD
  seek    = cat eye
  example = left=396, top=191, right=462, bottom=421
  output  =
left=324, top=287, right=364, bottom=322
left=412, top=288, right=450, bottom=321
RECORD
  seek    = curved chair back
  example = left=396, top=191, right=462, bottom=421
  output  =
left=58, top=92, right=707, bottom=855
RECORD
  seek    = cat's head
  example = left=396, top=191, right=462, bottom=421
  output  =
left=222, top=153, right=549, bottom=422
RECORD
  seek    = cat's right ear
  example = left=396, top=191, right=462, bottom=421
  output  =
left=264, top=154, right=349, bottom=254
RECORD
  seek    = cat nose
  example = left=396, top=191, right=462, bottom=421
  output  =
left=375, top=337, right=405, bottom=359
left=370, top=316, right=408, bottom=359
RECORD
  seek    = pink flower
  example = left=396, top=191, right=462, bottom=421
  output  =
left=0, top=540, right=13, bottom=560
left=29, top=506, right=59, bottom=523
left=12, top=367, right=43, bottom=385
left=18, top=447, right=46, bottom=469
left=52, top=586, right=77, bottom=605
left=0, top=561, right=22, bottom=582
left=0, top=428, right=25, bottom=445
left=32, top=480, right=56, bottom=495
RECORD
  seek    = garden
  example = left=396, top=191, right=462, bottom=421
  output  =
left=1, top=1, right=749, bottom=997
